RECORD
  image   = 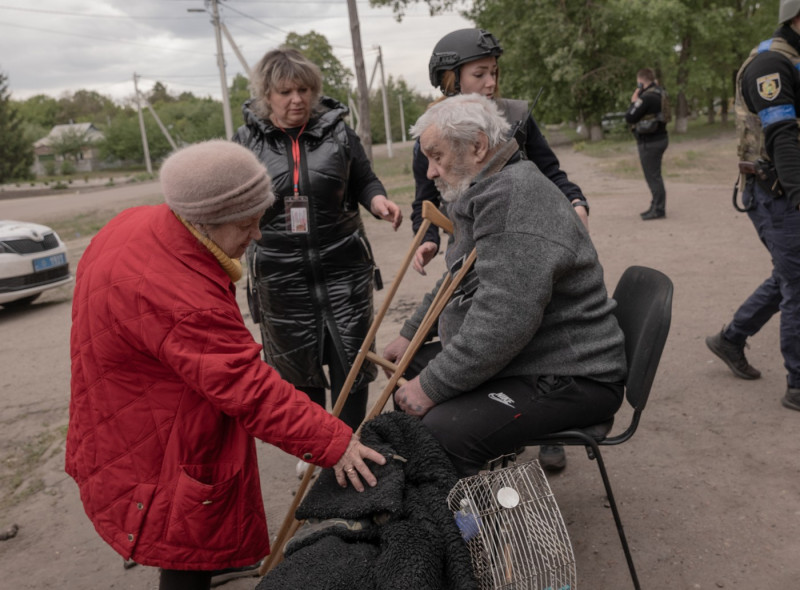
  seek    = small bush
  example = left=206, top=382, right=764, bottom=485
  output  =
left=60, top=160, right=76, bottom=175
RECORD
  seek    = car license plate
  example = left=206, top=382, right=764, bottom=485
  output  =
left=33, top=253, right=66, bottom=272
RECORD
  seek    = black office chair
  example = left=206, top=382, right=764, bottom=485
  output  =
left=524, top=265, right=673, bottom=590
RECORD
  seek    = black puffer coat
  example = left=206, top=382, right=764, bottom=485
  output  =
left=233, top=97, right=383, bottom=389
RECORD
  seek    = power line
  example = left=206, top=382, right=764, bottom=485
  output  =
left=0, top=4, right=197, bottom=19
left=220, top=2, right=290, bottom=35
left=0, top=22, right=211, bottom=56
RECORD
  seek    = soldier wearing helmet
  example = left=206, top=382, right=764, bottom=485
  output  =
left=405, top=28, right=590, bottom=473
left=706, top=0, right=800, bottom=412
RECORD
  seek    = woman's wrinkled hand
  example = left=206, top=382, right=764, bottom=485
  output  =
left=332, top=435, right=387, bottom=491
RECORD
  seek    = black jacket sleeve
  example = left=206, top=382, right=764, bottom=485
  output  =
left=743, top=47, right=800, bottom=209
left=410, top=138, right=442, bottom=248
left=524, top=116, right=586, bottom=203
left=345, top=126, right=388, bottom=211
left=624, top=88, right=661, bottom=124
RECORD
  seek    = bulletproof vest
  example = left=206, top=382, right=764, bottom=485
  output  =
left=496, top=98, right=529, bottom=125
left=634, top=85, right=667, bottom=134
left=735, top=37, right=800, bottom=163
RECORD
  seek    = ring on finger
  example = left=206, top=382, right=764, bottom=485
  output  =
left=345, top=467, right=355, bottom=474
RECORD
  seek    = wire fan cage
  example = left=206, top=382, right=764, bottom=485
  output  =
left=447, top=461, right=576, bottom=590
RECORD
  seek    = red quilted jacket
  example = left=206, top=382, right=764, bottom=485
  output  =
left=66, top=204, right=352, bottom=570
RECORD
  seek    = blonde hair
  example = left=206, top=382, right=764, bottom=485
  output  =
left=250, top=48, right=323, bottom=120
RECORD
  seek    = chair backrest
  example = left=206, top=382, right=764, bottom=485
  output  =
left=611, top=266, right=673, bottom=414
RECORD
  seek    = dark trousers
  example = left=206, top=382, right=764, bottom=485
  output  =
left=297, top=335, right=368, bottom=430
left=724, top=179, right=800, bottom=388
left=401, top=342, right=623, bottom=476
left=637, top=135, right=668, bottom=214
left=159, top=569, right=211, bottom=590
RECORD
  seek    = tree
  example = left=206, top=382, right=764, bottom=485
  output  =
left=369, top=75, right=430, bottom=143
left=0, top=72, right=34, bottom=182
left=229, top=73, right=251, bottom=127
left=284, top=31, right=354, bottom=105
left=14, top=94, right=60, bottom=129
left=469, top=0, right=643, bottom=139
left=57, top=89, right=119, bottom=124
left=149, top=81, right=176, bottom=104
left=49, top=126, right=95, bottom=170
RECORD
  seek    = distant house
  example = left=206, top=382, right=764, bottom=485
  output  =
left=32, top=122, right=104, bottom=177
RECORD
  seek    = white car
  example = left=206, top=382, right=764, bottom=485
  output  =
left=0, top=220, right=74, bottom=308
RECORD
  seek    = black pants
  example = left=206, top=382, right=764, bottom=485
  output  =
left=401, top=342, right=623, bottom=476
left=159, top=569, right=211, bottom=590
left=637, top=135, right=668, bottom=214
left=297, top=335, right=368, bottom=430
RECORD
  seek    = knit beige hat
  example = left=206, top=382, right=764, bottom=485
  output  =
left=160, top=140, right=274, bottom=224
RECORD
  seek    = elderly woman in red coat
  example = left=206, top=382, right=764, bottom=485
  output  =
left=66, top=140, right=385, bottom=590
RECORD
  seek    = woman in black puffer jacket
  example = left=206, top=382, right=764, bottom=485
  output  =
left=233, top=48, right=402, bottom=432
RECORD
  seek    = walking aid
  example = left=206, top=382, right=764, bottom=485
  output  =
left=259, top=201, right=476, bottom=575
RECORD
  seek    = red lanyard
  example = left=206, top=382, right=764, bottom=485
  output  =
left=280, top=123, right=307, bottom=196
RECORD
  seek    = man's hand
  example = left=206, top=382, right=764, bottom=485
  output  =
left=332, top=435, right=387, bottom=492
left=631, top=87, right=641, bottom=103
left=383, top=336, right=411, bottom=378
left=412, top=242, right=438, bottom=275
left=572, top=202, right=590, bottom=232
left=394, top=375, right=435, bottom=417
left=370, top=195, right=402, bottom=230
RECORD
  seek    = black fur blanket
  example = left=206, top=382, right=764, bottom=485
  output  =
left=256, top=412, right=477, bottom=590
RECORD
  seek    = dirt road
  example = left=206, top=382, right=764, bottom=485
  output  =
left=1, top=130, right=798, bottom=589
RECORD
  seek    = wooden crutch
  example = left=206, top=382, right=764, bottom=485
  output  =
left=259, top=203, right=476, bottom=576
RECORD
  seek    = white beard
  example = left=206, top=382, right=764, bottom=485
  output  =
left=435, top=176, right=472, bottom=203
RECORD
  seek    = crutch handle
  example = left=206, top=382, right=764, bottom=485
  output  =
left=422, top=200, right=453, bottom=235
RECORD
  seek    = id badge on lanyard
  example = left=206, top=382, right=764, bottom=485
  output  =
left=282, top=122, right=310, bottom=234
left=285, top=195, right=309, bottom=233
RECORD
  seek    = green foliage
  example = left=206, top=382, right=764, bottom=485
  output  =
left=368, top=0, right=466, bottom=19
left=0, top=72, right=35, bottom=182
left=13, top=94, right=60, bottom=129
left=57, top=89, right=119, bottom=124
left=49, top=126, right=94, bottom=163
left=148, top=81, right=176, bottom=104
left=369, top=76, right=432, bottom=143
left=284, top=31, right=354, bottom=105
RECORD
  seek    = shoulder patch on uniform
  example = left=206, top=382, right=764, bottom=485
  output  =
left=757, top=73, right=781, bottom=101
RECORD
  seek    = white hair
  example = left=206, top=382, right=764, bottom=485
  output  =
left=410, top=94, right=511, bottom=151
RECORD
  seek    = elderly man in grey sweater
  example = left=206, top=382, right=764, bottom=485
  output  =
left=383, top=94, right=627, bottom=476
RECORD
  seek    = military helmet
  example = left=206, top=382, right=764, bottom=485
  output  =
left=428, top=28, right=503, bottom=92
left=779, top=0, right=800, bottom=23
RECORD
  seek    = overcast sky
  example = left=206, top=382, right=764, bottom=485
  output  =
left=0, top=0, right=473, bottom=104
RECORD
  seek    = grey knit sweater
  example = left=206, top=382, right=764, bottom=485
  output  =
left=400, top=156, right=626, bottom=404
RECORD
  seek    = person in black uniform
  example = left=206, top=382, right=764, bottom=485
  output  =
left=705, top=0, right=800, bottom=411
left=625, top=68, right=669, bottom=220
left=407, top=28, right=590, bottom=473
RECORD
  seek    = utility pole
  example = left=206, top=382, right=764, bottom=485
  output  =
left=210, top=0, right=234, bottom=138
left=220, top=22, right=251, bottom=78
left=190, top=2, right=234, bottom=138
left=377, top=46, right=392, bottom=157
left=368, top=47, right=393, bottom=157
left=346, top=0, right=372, bottom=161
left=398, top=95, right=406, bottom=142
left=138, top=93, right=178, bottom=150
left=133, top=73, right=153, bottom=175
